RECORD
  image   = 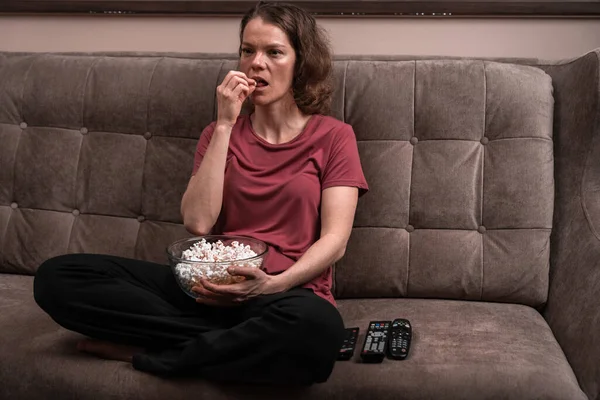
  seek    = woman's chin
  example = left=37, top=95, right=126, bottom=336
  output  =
left=250, top=95, right=269, bottom=107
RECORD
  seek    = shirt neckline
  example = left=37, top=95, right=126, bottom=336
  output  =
left=246, top=114, right=319, bottom=148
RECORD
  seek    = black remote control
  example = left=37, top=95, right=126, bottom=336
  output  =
left=388, top=318, right=412, bottom=360
left=338, top=327, right=359, bottom=361
left=360, top=321, right=391, bottom=363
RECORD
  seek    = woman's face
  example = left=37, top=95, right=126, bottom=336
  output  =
left=239, top=17, right=296, bottom=108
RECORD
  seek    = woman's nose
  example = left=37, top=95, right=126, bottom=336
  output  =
left=251, top=52, right=266, bottom=68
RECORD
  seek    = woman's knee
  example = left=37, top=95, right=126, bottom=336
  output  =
left=303, top=296, right=344, bottom=335
left=277, top=293, right=346, bottom=381
left=33, top=254, right=81, bottom=312
left=292, top=296, right=344, bottom=383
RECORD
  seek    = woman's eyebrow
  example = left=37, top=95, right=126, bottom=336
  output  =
left=241, top=41, right=287, bottom=48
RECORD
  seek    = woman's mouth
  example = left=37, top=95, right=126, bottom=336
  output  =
left=252, top=76, right=269, bottom=90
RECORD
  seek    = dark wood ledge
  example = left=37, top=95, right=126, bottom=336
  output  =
left=1, top=0, right=599, bottom=17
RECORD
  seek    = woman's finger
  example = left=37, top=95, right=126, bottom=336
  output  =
left=230, top=75, right=255, bottom=89
left=202, top=280, right=247, bottom=297
left=230, top=82, right=251, bottom=102
left=228, top=266, right=260, bottom=279
left=192, top=284, right=231, bottom=300
left=224, top=75, right=245, bottom=91
left=226, top=80, right=253, bottom=102
left=233, top=73, right=256, bottom=87
left=220, top=70, right=247, bottom=90
left=228, top=79, right=249, bottom=95
left=223, top=74, right=255, bottom=94
left=219, top=78, right=248, bottom=100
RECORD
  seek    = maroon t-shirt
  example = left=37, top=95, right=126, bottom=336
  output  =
left=191, top=114, right=369, bottom=306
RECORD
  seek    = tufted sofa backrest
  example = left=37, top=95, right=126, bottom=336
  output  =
left=333, top=59, right=554, bottom=307
left=0, top=53, right=553, bottom=307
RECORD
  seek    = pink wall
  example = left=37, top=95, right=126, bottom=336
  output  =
left=1, top=16, right=599, bottom=60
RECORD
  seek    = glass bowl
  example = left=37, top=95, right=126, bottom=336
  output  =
left=167, top=235, right=268, bottom=298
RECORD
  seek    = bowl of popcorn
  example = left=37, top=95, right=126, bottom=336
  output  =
left=167, top=235, right=268, bottom=298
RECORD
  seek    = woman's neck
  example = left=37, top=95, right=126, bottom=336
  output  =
left=251, top=98, right=312, bottom=145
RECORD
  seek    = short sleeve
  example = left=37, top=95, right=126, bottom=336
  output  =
left=191, top=122, right=216, bottom=176
left=321, top=125, right=369, bottom=197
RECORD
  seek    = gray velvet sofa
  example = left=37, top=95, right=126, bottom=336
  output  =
left=1, top=49, right=599, bottom=400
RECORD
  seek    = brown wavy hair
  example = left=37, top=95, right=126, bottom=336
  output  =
left=239, top=1, right=334, bottom=115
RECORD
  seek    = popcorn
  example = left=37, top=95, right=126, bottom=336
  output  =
left=181, top=239, right=257, bottom=262
left=174, top=238, right=263, bottom=297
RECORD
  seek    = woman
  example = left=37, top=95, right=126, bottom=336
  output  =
left=34, top=1, right=368, bottom=385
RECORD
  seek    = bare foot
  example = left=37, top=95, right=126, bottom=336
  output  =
left=77, top=339, right=143, bottom=363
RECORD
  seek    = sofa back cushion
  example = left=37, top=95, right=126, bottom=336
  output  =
left=0, top=53, right=553, bottom=307
left=0, top=54, right=218, bottom=274
left=334, top=60, right=554, bottom=307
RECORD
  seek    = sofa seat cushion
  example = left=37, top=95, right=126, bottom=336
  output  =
left=0, top=274, right=585, bottom=400
left=335, top=298, right=586, bottom=400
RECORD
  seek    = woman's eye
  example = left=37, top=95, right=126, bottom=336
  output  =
left=241, top=48, right=253, bottom=55
left=269, top=50, right=282, bottom=56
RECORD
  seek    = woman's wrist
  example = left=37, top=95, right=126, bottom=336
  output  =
left=267, top=274, right=292, bottom=294
left=215, top=120, right=236, bottom=132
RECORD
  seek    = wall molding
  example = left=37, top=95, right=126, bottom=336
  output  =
left=2, top=0, right=600, bottom=17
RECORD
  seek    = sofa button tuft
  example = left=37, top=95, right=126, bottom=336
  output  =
left=72, top=209, right=80, bottom=216
left=10, top=202, right=18, bottom=209
left=478, top=226, right=486, bottom=234
left=137, top=215, right=146, bottom=222
left=19, top=122, right=27, bottom=129
left=144, top=132, right=152, bottom=140
left=410, top=137, right=418, bottom=145
left=406, top=224, right=415, bottom=232
left=480, top=137, right=489, bottom=145
left=80, top=127, right=89, bottom=135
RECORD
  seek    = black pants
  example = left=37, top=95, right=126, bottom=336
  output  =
left=33, top=254, right=345, bottom=385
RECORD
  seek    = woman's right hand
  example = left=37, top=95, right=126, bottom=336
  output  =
left=192, top=283, right=244, bottom=307
left=216, top=71, right=256, bottom=127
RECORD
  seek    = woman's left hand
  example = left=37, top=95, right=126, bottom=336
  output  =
left=197, top=267, right=282, bottom=303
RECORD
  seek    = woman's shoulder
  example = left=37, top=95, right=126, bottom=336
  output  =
left=311, top=115, right=360, bottom=146
left=312, top=114, right=355, bottom=135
